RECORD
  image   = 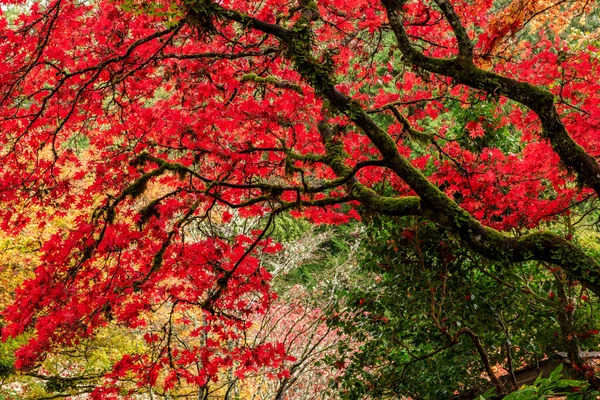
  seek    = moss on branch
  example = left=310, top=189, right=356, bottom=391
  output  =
left=380, top=1, right=600, bottom=195
left=240, top=73, right=303, bottom=94
left=191, top=1, right=600, bottom=296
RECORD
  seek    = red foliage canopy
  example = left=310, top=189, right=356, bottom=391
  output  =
left=1, top=0, right=600, bottom=393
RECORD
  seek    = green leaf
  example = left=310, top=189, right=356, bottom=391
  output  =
left=549, top=363, right=563, bottom=381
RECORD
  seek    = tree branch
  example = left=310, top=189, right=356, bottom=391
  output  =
left=380, top=0, right=600, bottom=196
left=432, top=0, right=473, bottom=59
left=185, top=1, right=600, bottom=296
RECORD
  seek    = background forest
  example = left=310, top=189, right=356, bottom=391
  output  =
left=1, top=0, right=600, bottom=399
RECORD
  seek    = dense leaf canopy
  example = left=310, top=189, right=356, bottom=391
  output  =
left=1, top=0, right=600, bottom=397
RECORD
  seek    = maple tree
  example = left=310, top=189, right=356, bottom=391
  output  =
left=2, top=0, right=600, bottom=396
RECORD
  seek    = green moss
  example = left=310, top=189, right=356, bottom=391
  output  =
left=121, top=166, right=166, bottom=200
left=240, top=73, right=303, bottom=93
